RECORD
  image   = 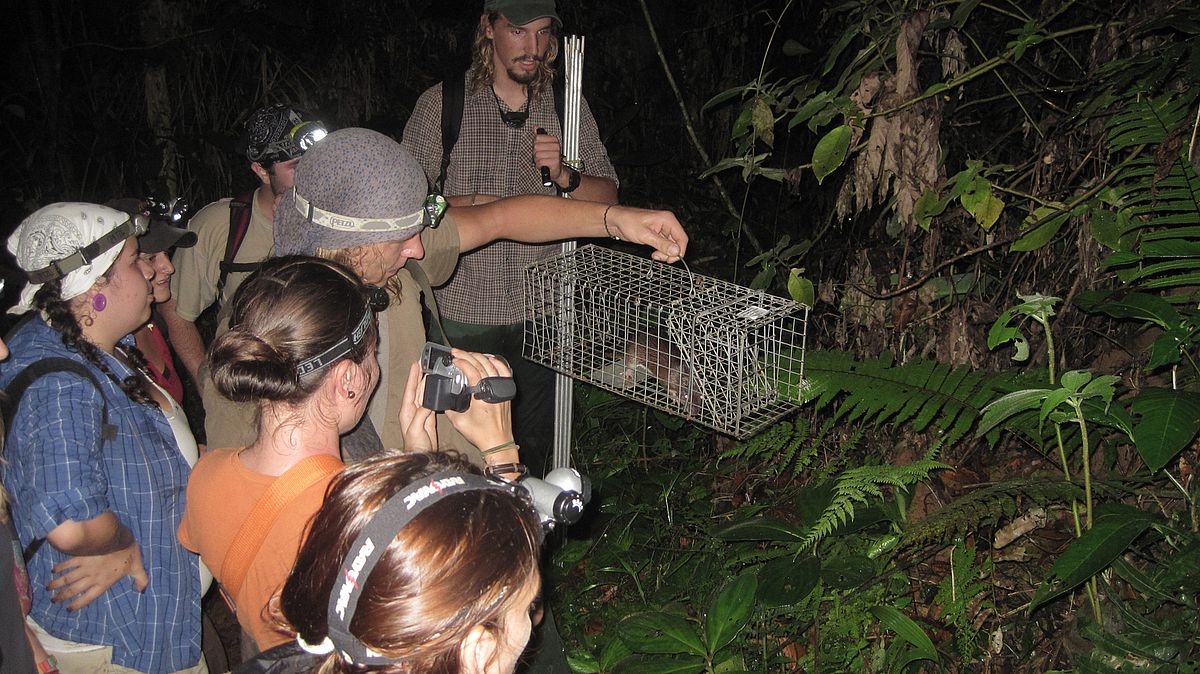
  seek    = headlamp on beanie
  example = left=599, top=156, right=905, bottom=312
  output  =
left=293, top=190, right=446, bottom=234
left=244, top=104, right=328, bottom=166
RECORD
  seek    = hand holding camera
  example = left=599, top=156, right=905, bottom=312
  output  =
left=420, top=342, right=516, bottom=413
left=399, top=344, right=515, bottom=453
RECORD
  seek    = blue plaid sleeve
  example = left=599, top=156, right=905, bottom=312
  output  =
left=6, top=372, right=111, bottom=538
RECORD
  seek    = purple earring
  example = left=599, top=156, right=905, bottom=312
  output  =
left=92, top=293, right=107, bottom=312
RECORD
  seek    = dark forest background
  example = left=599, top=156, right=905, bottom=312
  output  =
left=0, top=0, right=797, bottom=261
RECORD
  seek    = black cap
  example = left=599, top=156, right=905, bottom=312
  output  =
left=139, top=221, right=197, bottom=254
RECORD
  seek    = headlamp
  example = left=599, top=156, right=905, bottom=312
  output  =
left=293, top=122, right=327, bottom=152
left=258, top=117, right=328, bottom=163
left=293, top=190, right=445, bottom=234
left=145, top=196, right=191, bottom=224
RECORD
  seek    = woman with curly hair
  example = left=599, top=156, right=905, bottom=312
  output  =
left=1, top=203, right=202, bottom=673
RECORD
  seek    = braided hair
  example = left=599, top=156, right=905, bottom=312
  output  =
left=33, top=278, right=154, bottom=406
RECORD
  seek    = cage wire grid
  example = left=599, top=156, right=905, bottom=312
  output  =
left=524, top=245, right=808, bottom=438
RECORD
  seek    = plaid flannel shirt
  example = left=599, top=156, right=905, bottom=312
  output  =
left=403, top=69, right=619, bottom=325
left=0, top=317, right=200, bottom=674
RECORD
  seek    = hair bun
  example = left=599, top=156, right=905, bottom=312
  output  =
left=208, top=329, right=300, bottom=402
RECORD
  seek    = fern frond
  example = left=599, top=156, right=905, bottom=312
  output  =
left=798, top=455, right=949, bottom=551
left=804, top=350, right=1020, bottom=448
left=903, top=476, right=1085, bottom=548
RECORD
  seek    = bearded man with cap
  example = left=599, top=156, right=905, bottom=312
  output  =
left=2, top=204, right=203, bottom=673
left=403, top=0, right=617, bottom=478
left=159, top=104, right=327, bottom=392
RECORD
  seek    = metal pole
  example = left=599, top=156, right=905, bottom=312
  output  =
left=553, top=35, right=584, bottom=470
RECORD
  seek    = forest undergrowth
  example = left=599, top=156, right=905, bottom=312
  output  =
left=553, top=1, right=1200, bottom=672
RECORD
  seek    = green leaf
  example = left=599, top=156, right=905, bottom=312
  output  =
left=1130, top=388, right=1200, bottom=472
left=951, top=0, right=982, bottom=27
left=957, top=175, right=992, bottom=218
left=913, top=189, right=951, bottom=231
left=749, top=265, right=775, bottom=289
left=614, top=655, right=706, bottom=674
left=751, top=96, right=775, bottom=148
left=820, top=554, right=876, bottom=590
left=1059, top=369, right=1093, bottom=392
left=1079, top=375, right=1119, bottom=404
left=871, top=605, right=939, bottom=664
left=702, top=84, right=751, bottom=112
left=1029, top=507, right=1156, bottom=614
left=706, top=574, right=757, bottom=653
left=1090, top=207, right=1122, bottom=249
left=568, top=652, right=600, bottom=673
left=756, top=555, right=819, bottom=608
left=987, top=306, right=1028, bottom=359
left=600, top=638, right=635, bottom=671
left=1110, top=557, right=1179, bottom=605
left=975, top=193, right=1005, bottom=229
left=788, top=92, right=833, bottom=130
left=699, top=155, right=766, bottom=181
left=731, top=102, right=753, bottom=141
left=781, top=39, right=810, bottom=57
left=1074, top=291, right=1181, bottom=329
left=1012, top=208, right=1070, bottom=251
left=712, top=517, right=806, bottom=542
left=1038, top=388, right=1073, bottom=430
left=787, top=268, right=815, bottom=307
left=812, top=124, right=852, bottom=184
left=618, top=612, right=706, bottom=656
left=978, top=389, right=1050, bottom=437
left=1148, top=330, right=1188, bottom=369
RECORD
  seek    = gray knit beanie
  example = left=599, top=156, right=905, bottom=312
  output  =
left=274, top=128, right=431, bottom=255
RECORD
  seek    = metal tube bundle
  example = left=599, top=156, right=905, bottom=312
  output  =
left=552, top=35, right=586, bottom=470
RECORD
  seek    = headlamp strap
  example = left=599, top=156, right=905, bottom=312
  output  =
left=324, top=472, right=519, bottom=666
left=293, top=189, right=431, bottom=234
left=295, top=302, right=375, bottom=377
left=25, top=214, right=149, bottom=284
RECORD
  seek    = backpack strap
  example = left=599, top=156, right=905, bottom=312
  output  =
left=405, top=259, right=450, bottom=347
left=437, top=73, right=466, bottom=196
left=3, top=358, right=116, bottom=444
left=437, top=71, right=567, bottom=195
left=3, top=356, right=118, bottom=563
left=217, top=190, right=261, bottom=302
left=553, top=73, right=565, bottom=134
left=219, top=454, right=344, bottom=612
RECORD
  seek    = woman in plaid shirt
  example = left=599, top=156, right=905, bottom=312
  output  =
left=2, top=203, right=202, bottom=674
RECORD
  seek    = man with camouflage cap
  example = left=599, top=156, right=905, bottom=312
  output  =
left=160, top=103, right=327, bottom=389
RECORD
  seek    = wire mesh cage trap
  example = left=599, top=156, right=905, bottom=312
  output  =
left=524, top=245, right=809, bottom=438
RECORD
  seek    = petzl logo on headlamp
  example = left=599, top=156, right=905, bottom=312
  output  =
left=403, top=476, right=466, bottom=510
left=335, top=537, right=376, bottom=620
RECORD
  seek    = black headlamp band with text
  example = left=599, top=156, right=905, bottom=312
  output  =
left=324, top=472, right=521, bottom=666
left=294, top=302, right=374, bottom=377
left=25, top=214, right=150, bottom=284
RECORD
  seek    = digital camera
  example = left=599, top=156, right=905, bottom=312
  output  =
left=420, top=342, right=516, bottom=412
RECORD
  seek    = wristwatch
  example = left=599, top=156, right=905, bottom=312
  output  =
left=558, top=166, right=581, bottom=194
